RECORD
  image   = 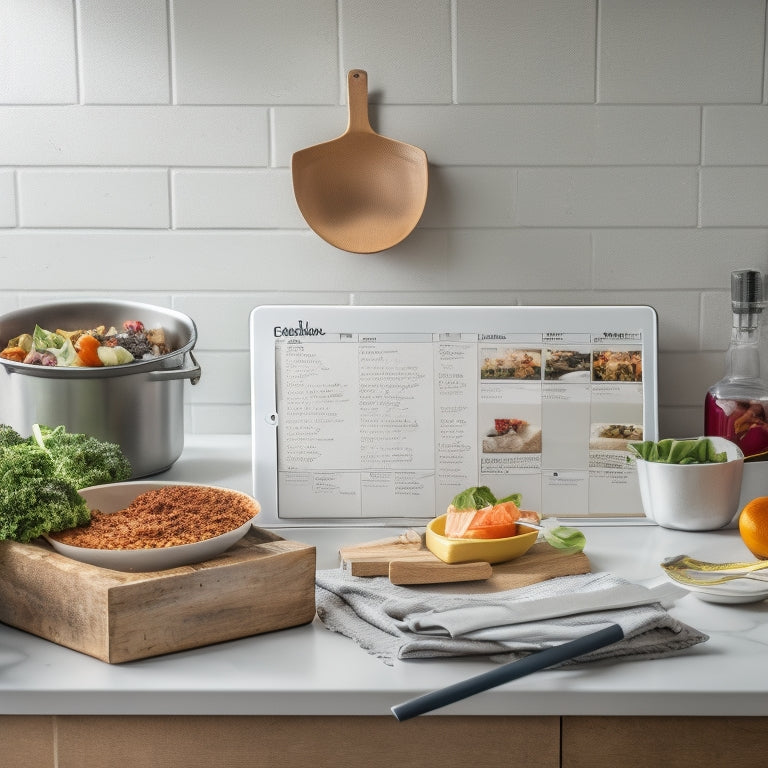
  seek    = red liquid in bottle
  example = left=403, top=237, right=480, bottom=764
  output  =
left=704, top=392, right=768, bottom=458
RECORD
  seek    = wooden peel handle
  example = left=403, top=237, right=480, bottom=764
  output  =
left=346, top=69, right=372, bottom=133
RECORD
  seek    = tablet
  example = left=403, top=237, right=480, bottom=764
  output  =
left=250, top=305, right=658, bottom=527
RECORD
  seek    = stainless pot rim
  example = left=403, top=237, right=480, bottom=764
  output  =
left=0, top=299, right=197, bottom=379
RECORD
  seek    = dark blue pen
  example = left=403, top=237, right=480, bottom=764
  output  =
left=391, top=623, right=625, bottom=721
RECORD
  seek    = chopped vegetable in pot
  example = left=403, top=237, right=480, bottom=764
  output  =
left=0, top=320, right=172, bottom=368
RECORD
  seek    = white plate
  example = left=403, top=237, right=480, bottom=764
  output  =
left=45, top=481, right=259, bottom=572
left=662, top=571, right=768, bottom=604
left=558, top=370, right=591, bottom=382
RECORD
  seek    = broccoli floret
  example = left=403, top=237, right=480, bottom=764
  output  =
left=33, top=424, right=132, bottom=489
left=0, top=424, right=24, bottom=450
left=0, top=424, right=132, bottom=542
left=0, top=443, right=90, bottom=542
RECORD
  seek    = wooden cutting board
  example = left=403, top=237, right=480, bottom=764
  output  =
left=339, top=531, right=591, bottom=591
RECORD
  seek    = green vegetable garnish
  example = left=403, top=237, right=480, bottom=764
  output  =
left=0, top=423, right=132, bottom=543
left=540, top=520, right=587, bottom=554
left=450, top=485, right=499, bottom=510
left=628, top=437, right=727, bottom=465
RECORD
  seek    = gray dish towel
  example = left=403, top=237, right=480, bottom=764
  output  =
left=315, top=570, right=708, bottom=666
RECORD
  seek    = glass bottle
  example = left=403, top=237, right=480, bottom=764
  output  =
left=705, top=269, right=768, bottom=459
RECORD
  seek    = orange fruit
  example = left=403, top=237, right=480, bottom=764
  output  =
left=738, top=497, right=768, bottom=560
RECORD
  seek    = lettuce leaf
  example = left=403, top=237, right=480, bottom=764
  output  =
left=450, top=485, right=497, bottom=510
left=628, top=438, right=727, bottom=465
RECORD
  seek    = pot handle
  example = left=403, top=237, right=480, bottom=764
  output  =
left=147, top=351, right=201, bottom=385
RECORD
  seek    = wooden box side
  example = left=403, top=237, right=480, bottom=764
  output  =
left=0, top=539, right=120, bottom=660
left=0, top=530, right=316, bottom=664
left=106, top=536, right=317, bottom=663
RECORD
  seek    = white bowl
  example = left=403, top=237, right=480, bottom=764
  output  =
left=635, top=436, right=744, bottom=531
left=45, top=481, right=259, bottom=572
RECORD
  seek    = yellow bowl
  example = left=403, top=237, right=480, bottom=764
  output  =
left=425, top=514, right=539, bottom=564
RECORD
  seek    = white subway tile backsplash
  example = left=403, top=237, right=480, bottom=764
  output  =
left=0, top=294, right=20, bottom=317
left=411, top=106, right=702, bottom=166
left=446, top=230, right=593, bottom=290
left=517, top=168, right=698, bottom=227
left=0, top=0, right=77, bottom=104
left=659, top=350, right=725, bottom=408
left=271, top=107, right=347, bottom=168
left=340, top=1, right=452, bottom=104
left=599, top=0, right=765, bottom=104
left=14, top=291, right=173, bottom=309
left=0, top=229, right=449, bottom=292
left=700, top=290, right=731, bottom=351
left=18, top=169, right=169, bottom=228
left=0, top=107, right=268, bottom=166
left=190, top=404, right=251, bottom=435
left=2, top=0, right=767, bottom=440
left=419, top=167, right=515, bottom=227
left=593, top=229, right=768, bottom=290
left=603, top=293, right=699, bottom=354
left=701, top=168, right=768, bottom=227
left=660, top=405, right=705, bottom=440
left=0, top=172, right=17, bottom=227
left=349, top=291, right=521, bottom=306
left=172, top=0, right=338, bottom=104
left=457, top=0, right=597, bottom=103
left=172, top=170, right=304, bottom=228
left=703, top=106, right=768, bottom=165
left=78, top=0, right=170, bottom=105
left=273, top=105, right=701, bottom=168
left=273, top=106, right=382, bottom=168
left=172, top=292, right=351, bottom=350
left=765, top=6, right=768, bottom=105
left=186, top=350, right=251, bottom=404
left=516, top=290, right=700, bottom=353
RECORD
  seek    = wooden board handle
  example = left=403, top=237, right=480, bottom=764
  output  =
left=389, top=559, right=492, bottom=585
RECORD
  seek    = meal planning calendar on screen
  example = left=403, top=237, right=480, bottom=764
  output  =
left=250, top=305, right=658, bottom=527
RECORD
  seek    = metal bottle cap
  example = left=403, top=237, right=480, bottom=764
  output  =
left=732, top=269, right=764, bottom=314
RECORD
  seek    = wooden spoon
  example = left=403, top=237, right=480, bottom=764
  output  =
left=291, top=70, right=428, bottom=254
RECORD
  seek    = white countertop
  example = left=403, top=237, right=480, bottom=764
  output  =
left=1, top=434, right=767, bottom=718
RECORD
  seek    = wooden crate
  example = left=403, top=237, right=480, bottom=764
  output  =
left=0, top=528, right=316, bottom=663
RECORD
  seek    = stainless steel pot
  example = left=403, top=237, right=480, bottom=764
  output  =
left=0, top=299, right=201, bottom=478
